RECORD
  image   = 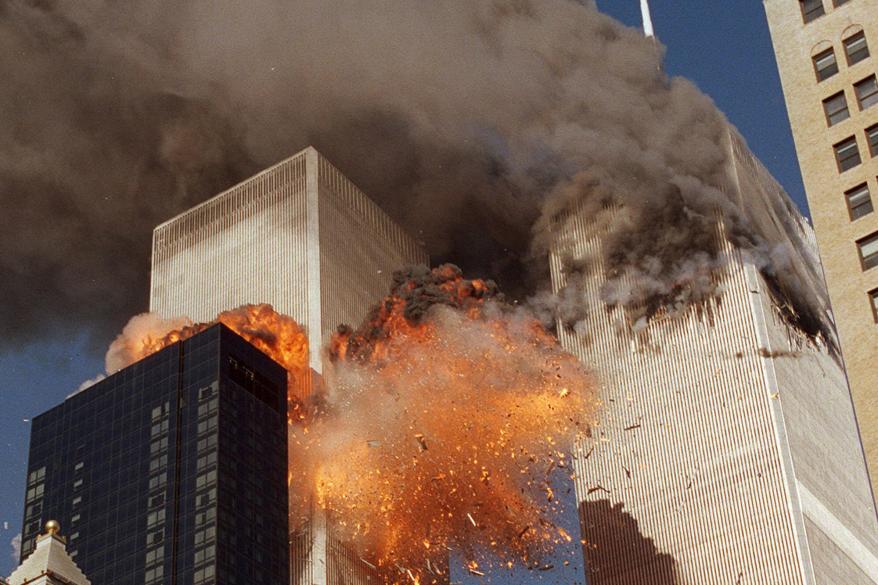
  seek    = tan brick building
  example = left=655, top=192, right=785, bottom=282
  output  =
left=764, top=0, right=878, bottom=495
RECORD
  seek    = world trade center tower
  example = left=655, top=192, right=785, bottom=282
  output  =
left=551, top=126, right=878, bottom=585
left=149, top=146, right=436, bottom=585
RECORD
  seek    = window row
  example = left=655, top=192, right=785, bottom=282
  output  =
left=833, top=124, right=878, bottom=172
left=822, top=74, right=878, bottom=126
left=813, top=31, right=869, bottom=82
left=801, top=0, right=853, bottom=25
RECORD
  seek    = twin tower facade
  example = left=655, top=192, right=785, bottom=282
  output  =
left=22, top=142, right=878, bottom=585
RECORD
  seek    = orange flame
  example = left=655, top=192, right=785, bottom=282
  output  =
left=111, top=304, right=310, bottom=410
left=295, top=265, right=597, bottom=582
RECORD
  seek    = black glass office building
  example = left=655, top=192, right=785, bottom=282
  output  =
left=19, top=325, right=289, bottom=585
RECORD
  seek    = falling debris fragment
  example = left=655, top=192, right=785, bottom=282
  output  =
left=467, top=561, right=485, bottom=577
left=758, top=348, right=801, bottom=359
left=624, top=423, right=641, bottom=431
left=587, top=484, right=611, bottom=496
left=414, top=434, right=428, bottom=452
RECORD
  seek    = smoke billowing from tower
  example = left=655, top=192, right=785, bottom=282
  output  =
left=0, top=0, right=829, bottom=349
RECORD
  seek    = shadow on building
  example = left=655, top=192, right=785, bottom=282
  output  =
left=580, top=500, right=681, bottom=585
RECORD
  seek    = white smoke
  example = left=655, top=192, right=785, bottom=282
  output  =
left=105, top=313, right=192, bottom=374
left=10, top=532, right=21, bottom=562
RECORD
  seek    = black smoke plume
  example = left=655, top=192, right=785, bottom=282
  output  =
left=0, top=0, right=832, bottom=350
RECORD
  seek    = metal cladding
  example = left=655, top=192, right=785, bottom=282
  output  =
left=551, top=126, right=878, bottom=584
left=150, top=146, right=429, bottom=372
left=149, top=146, right=431, bottom=585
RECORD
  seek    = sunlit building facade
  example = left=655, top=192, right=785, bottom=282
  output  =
left=151, top=146, right=428, bottom=374
left=149, top=147, right=432, bottom=585
left=764, top=0, right=878, bottom=493
left=552, top=127, right=878, bottom=584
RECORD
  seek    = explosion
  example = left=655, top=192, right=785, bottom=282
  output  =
left=296, top=265, right=596, bottom=582
left=106, top=303, right=310, bottom=396
left=109, top=265, right=597, bottom=583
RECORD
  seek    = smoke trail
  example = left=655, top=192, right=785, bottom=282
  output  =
left=0, top=0, right=830, bottom=349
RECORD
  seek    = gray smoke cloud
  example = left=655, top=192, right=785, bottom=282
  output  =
left=0, top=0, right=832, bottom=350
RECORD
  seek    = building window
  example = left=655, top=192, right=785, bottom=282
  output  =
left=823, top=91, right=850, bottom=125
left=857, top=231, right=878, bottom=270
left=867, top=125, right=878, bottom=156
left=869, top=288, right=878, bottom=322
left=28, top=467, right=46, bottom=484
left=835, top=136, right=862, bottom=172
left=844, top=31, right=870, bottom=65
left=846, top=183, right=874, bottom=220
left=813, top=48, right=839, bottom=81
left=854, top=75, right=878, bottom=110
left=801, top=0, right=825, bottom=23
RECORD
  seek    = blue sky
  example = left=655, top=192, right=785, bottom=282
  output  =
left=0, top=1, right=806, bottom=580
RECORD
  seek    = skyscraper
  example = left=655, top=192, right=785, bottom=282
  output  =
left=19, top=325, right=289, bottom=585
left=150, top=146, right=429, bottom=374
left=149, top=146, right=432, bottom=585
left=552, top=126, right=878, bottom=584
left=764, top=0, right=878, bottom=491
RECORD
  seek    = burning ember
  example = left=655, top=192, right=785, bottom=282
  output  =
left=109, top=265, right=597, bottom=583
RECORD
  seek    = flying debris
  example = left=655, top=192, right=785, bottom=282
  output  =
left=116, top=265, right=597, bottom=582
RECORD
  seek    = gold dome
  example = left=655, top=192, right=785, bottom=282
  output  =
left=44, top=520, right=61, bottom=536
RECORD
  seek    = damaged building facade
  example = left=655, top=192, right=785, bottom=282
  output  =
left=149, top=147, right=434, bottom=585
left=551, top=126, right=878, bottom=584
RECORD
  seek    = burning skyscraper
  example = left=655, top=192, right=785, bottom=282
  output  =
left=148, top=146, right=434, bottom=584
left=551, top=126, right=878, bottom=584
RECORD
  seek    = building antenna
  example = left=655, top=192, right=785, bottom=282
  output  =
left=641, top=0, right=655, bottom=38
